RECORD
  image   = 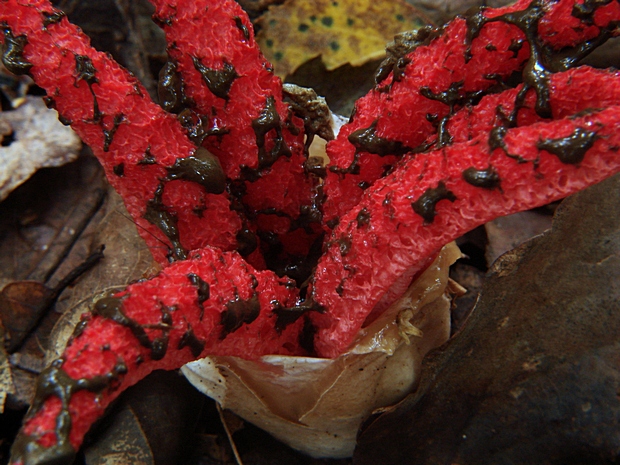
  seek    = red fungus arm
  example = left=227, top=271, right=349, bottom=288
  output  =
left=149, top=0, right=323, bottom=269
left=322, top=0, right=620, bottom=228
left=10, top=247, right=304, bottom=465
left=3, top=0, right=620, bottom=463
left=0, top=0, right=247, bottom=265
left=312, top=68, right=620, bottom=357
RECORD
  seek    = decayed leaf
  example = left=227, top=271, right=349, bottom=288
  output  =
left=0, top=97, right=81, bottom=202
left=84, top=404, right=155, bottom=465
left=182, top=242, right=460, bottom=459
left=0, top=154, right=106, bottom=289
left=0, top=281, right=52, bottom=352
left=448, top=263, right=484, bottom=334
left=46, top=188, right=159, bottom=363
left=256, top=0, right=427, bottom=77
left=84, top=371, right=206, bottom=465
left=484, top=210, right=552, bottom=266
left=0, top=321, right=15, bottom=413
left=0, top=247, right=104, bottom=355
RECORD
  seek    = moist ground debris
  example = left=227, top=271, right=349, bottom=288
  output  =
left=354, top=173, right=620, bottom=465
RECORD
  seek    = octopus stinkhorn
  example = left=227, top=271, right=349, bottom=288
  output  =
left=2, top=0, right=619, bottom=463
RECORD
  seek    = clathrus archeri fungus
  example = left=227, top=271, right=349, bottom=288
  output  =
left=2, top=0, right=620, bottom=463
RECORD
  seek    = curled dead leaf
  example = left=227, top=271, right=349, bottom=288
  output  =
left=182, top=242, right=461, bottom=458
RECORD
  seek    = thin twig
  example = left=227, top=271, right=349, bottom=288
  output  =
left=216, top=402, right=244, bottom=465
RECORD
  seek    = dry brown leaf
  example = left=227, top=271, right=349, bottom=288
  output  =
left=484, top=210, right=552, bottom=266
left=83, top=404, right=155, bottom=465
left=83, top=371, right=207, bottom=465
left=47, top=188, right=159, bottom=363
left=0, top=281, right=52, bottom=352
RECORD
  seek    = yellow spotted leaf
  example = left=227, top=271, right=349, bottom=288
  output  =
left=256, top=0, right=427, bottom=78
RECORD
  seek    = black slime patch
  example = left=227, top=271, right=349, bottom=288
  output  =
left=463, top=166, right=501, bottom=189
left=234, top=16, right=250, bottom=41
left=220, top=294, right=261, bottom=339
left=273, top=297, right=325, bottom=333
left=337, top=234, right=352, bottom=257
left=282, top=83, right=335, bottom=148
left=252, top=95, right=292, bottom=169
left=178, top=325, right=205, bottom=357
left=536, top=127, right=598, bottom=165
left=412, top=181, right=457, bottom=223
left=137, top=147, right=157, bottom=165
left=93, top=296, right=172, bottom=361
left=572, top=0, right=614, bottom=24
left=158, top=61, right=186, bottom=113
left=143, top=184, right=187, bottom=261
left=348, top=120, right=412, bottom=157
left=465, top=0, right=615, bottom=122
left=166, top=147, right=227, bottom=194
left=103, top=114, right=124, bottom=152
left=488, top=124, right=528, bottom=163
left=420, top=81, right=484, bottom=147
left=75, top=54, right=102, bottom=122
left=236, top=228, right=258, bottom=257
left=113, top=163, right=125, bottom=177
left=192, top=56, right=238, bottom=101
left=375, top=26, right=440, bottom=87
left=187, top=273, right=210, bottom=319
left=0, top=26, right=32, bottom=75
left=11, top=358, right=126, bottom=465
left=356, top=208, right=371, bottom=227
left=69, top=315, right=90, bottom=343
left=42, top=10, right=66, bottom=27
left=508, top=38, right=524, bottom=58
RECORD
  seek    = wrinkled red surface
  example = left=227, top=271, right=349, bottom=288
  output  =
left=312, top=73, right=620, bottom=356
left=322, top=0, right=620, bottom=227
left=21, top=247, right=302, bottom=452
left=151, top=0, right=301, bottom=178
left=2, top=0, right=620, bottom=462
left=151, top=0, right=318, bottom=249
left=0, top=0, right=243, bottom=265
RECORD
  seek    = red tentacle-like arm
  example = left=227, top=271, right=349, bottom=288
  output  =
left=10, top=248, right=304, bottom=465
left=322, top=0, right=620, bottom=226
left=312, top=69, right=620, bottom=357
left=0, top=0, right=246, bottom=266
left=149, top=0, right=323, bottom=272
left=1, top=0, right=620, bottom=463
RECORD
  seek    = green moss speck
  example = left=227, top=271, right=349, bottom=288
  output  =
left=266, top=39, right=274, bottom=47
left=396, top=14, right=405, bottom=22
left=329, top=41, right=340, bottom=51
left=310, top=15, right=317, bottom=22
left=321, top=16, right=333, bottom=27
left=347, top=18, right=354, bottom=26
left=274, top=51, right=283, bottom=61
left=298, top=23, right=309, bottom=32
